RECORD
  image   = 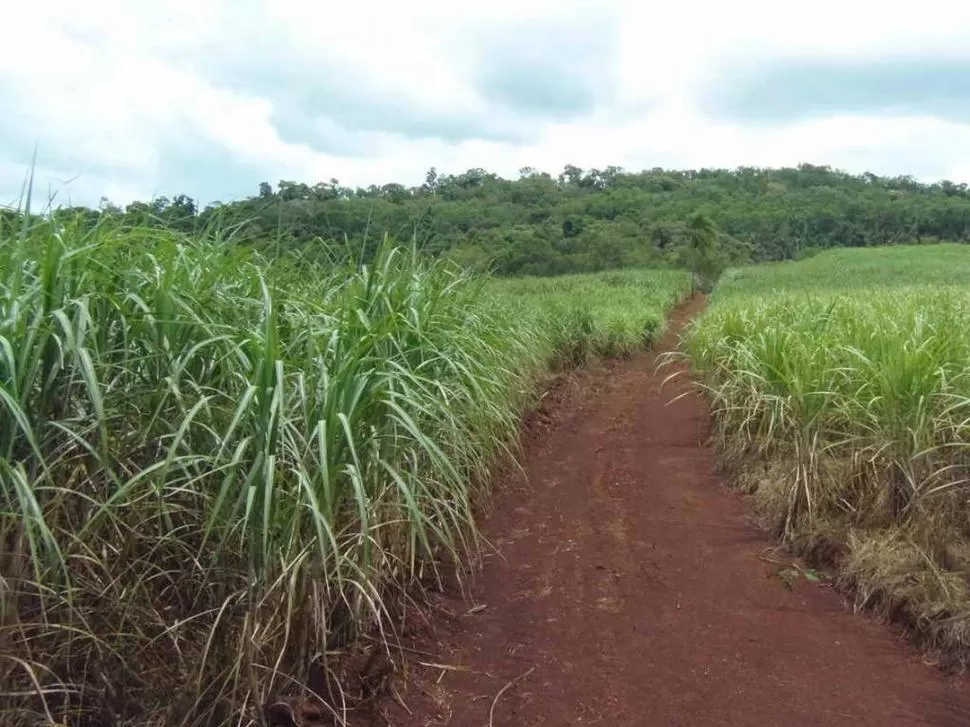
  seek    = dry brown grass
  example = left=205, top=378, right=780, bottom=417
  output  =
left=718, top=441, right=970, bottom=668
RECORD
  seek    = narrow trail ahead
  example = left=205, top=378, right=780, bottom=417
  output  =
left=381, top=297, right=970, bottom=727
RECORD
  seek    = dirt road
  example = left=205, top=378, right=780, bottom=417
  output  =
left=378, top=296, right=969, bottom=727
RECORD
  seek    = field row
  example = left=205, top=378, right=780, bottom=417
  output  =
left=0, top=217, right=688, bottom=725
left=687, top=244, right=970, bottom=657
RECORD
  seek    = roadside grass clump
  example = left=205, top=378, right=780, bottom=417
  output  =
left=0, top=211, right=688, bottom=725
left=686, top=244, right=970, bottom=661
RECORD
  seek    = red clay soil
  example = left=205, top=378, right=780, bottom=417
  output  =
left=375, top=295, right=970, bottom=727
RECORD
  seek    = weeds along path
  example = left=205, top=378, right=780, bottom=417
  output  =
left=377, top=296, right=969, bottom=727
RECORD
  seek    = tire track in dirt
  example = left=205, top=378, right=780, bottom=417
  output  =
left=378, top=295, right=970, bottom=727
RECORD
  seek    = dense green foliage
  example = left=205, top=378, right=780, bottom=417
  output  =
left=0, top=215, right=687, bottom=725
left=687, top=245, right=970, bottom=657
left=11, top=163, right=970, bottom=277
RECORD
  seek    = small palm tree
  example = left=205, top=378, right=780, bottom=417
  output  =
left=686, top=212, right=719, bottom=293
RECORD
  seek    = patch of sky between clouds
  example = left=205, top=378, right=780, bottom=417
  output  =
left=0, top=136, right=270, bottom=210
left=703, top=54, right=970, bottom=125
left=152, top=139, right=272, bottom=207
left=279, top=86, right=529, bottom=146
left=196, top=38, right=532, bottom=149
left=470, top=11, right=618, bottom=120
left=0, top=98, right=122, bottom=208
left=0, top=86, right=111, bottom=180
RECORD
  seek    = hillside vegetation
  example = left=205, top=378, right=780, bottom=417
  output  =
left=20, top=163, right=970, bottom=277
left=686, top=244, right=970, bottom=661
left=0, top=215, right=688, bottom=726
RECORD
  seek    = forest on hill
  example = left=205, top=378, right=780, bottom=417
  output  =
left=13, top=163, right=970, bottom=276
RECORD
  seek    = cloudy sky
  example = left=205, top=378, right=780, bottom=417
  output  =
left=3, top=0, right=970, bottom=208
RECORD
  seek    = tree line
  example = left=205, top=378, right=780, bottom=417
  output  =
left=10, top=163, right=970, bottom=276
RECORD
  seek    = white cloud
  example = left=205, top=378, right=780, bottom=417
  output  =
left=3, top=0, right=970, bottom=208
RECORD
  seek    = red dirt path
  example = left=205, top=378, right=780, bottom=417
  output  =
left=377, top=296, right=970, bottom=727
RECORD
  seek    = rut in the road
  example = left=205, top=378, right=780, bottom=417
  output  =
left=377, top=296, right=970, bottom=727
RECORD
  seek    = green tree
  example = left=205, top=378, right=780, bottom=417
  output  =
left=683, top=212, right=723, bottom=293
left=81, top=163, right=970, bottom=277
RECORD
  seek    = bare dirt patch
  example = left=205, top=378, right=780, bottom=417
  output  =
left=366, top=296, right=970, bottom=727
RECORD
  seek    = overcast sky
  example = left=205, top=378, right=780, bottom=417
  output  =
left=3, top=0, right=970, bottom=208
